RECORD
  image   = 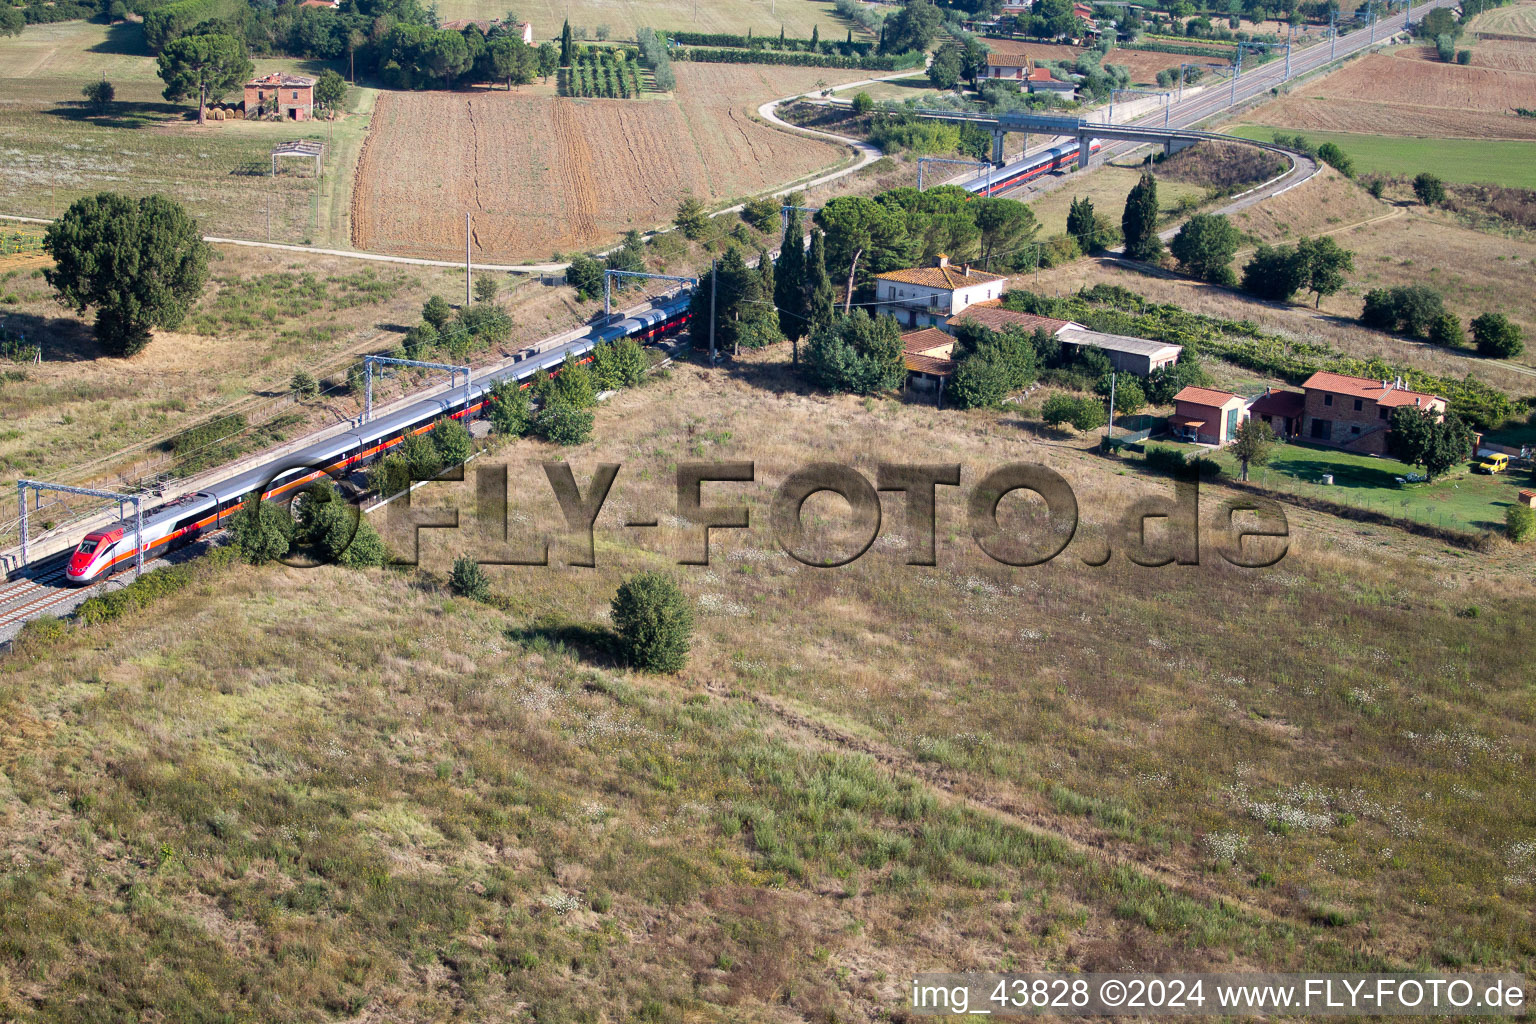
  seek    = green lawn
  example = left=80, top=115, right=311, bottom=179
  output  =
left=1157, top=439, right=1524, bottom=533
left=1228, top=126, right=1536, bottom=190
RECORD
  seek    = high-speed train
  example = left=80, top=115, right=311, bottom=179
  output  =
left=64, top=296, right=691, bottom=585
left=965, top=138, right=1104, bottom=196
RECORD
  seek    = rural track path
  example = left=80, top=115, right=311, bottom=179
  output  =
left=723, top=686, right=1322, bottom=947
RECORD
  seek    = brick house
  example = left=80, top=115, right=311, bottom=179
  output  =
left=244, top=73, right=314, bottom=121
left=1300, top=371, right=1447, bottom=455
left=1171, top=385, right=1246, bottom=446
left=874, top=255, right=1008, bottom=329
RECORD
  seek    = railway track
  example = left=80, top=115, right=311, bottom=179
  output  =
left=969, top=0, right=1459, bottom=201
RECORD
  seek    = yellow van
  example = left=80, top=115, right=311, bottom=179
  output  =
left=1475, top=453, right=1510, bottom=474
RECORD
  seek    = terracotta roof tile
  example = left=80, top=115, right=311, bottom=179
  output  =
left=875, top=264, right=1007, bottom=290
left=1173, top=385, right=1243, bottom=407
left=1301, top=371, right=1443, bottom=408
left=900, top=327, right=955, bottom=355
left=905, top=352, right=957, bottom=375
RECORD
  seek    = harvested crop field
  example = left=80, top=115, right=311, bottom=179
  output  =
left=351, top=66, right=867, bottom=262
left=1249, top=51, right=1536, bottom=138
left=1396, top=40, right=1536, bottom=73
left=1468, top=0, right=1536, bottom=40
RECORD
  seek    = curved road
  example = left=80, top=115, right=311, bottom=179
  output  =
left=954, top=0, right=1455, bottom=202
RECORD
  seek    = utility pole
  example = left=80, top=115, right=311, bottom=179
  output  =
left=1330, top=7, right=1337, bottom=60
left=1368, top=1, right=1376, bottom=42
left=1284, top=22, right=1293, bottom=79
left=266, top=190, right=271, bottom=241
left=1105, top=372, right=1117, bottom=443
left=708, top=258, right=717, bottom=363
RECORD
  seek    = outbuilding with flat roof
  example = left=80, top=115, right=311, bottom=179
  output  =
left=1057, top=327, right=1182, bottom=377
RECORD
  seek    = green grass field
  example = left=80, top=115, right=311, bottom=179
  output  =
left=1165, top=438, right=1524, bottom=533
left=1229, top=125, right=1536, bottom=189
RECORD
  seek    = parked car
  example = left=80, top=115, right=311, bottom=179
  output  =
left=1475, top=453, right=1510, bottom=474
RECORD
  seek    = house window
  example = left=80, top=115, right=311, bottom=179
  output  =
left=1351, top=425, right=1360, bottom=435
left=1353, top=399, right=1363, bottom=411
left=1324, top=394, right=1333, bottom=407
left=1379, top=406, right=1389, bottom=420
left=887, top=286, right=895, bottom=299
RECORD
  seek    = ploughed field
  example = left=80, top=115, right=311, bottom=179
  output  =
left=350, top=66, right=867, bottom=262
left=1246, top=50, right=1536, bottom=140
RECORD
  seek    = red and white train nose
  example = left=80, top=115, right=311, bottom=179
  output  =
left=65, top=529, right=121, bottom=585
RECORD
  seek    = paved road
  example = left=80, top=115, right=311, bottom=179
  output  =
left=957, top=0, right=1457, bottom=199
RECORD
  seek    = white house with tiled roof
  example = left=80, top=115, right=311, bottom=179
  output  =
left=875, top=255, right=1008, bottom=329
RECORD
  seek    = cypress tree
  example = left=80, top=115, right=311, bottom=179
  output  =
left=774, top=207, right=809, bottom=347
left=1121, top=172, right=1162, bottom=262
left=1066, top=195, right=1097, bottom=251
left=756, top=247, right=774, bottom=300
left=846, top=28, right=853, bottom=45
left=560, top=19, right=573, bottom=65
left=811, top=24, right=819, bottom=47
left=806, top=229, right=835, bottom=337
left=779, top=25, right=785, bottom=47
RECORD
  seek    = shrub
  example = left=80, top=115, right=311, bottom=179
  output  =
left=1456, top=48, right=1472, bottom=64
left=487, top=378, right=533, bottom=437
left=403, top=321, right=438, bottom=358
left=449, top=555, right=491, bottom=600
left=1507, top=504, right=1535, bottom=543
left=611, top=571, right=694, bottom=673
left=1427, top=311, right=1465, bottom=348
left=290, top=370, right=319, bottom=399
left=1040, top=393, right=1107, bottom=431
left=473, top=275, right=499, bottom=303
left=228, top=492, right=292, bottom=565
left=1471, top=312, right=1524, bottom=359
left=590, top=338, right=647, bottom=390
left=16, top=614, right=69, bottom=649
left=1315, top=142, right=1353, bottom=177
left=422, top=295, right=453, bottom=329
left=1361, top=285, right=1447, bottom=339
left=1413, top=172, right=1446, bottom=207
left=369, top=452, right=410, bottom=497
left=400, top=430, right=443, bottom=481
left=1144, top=445, right=1187, bottom=474
left=533, top=401, right=594, bottom=445
left=430, top=415, right=474, bottom=465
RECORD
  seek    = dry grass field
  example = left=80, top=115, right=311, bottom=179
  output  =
left=1249, top=51, right=1536, bottom=139
left=1025, top=164, right=1210, bottom=236
left=0, top=22, right=369, bottom=248
left=351, top=66, right=870, bottom=262
left=982, top=38, right=1232, bottom=85
left=1227, top=165, right=1392, bottom=244
left=1, top=357, right=1531, bottom=1020
left=434, top=0, right=860, bottom=42
left=0, top=244, right=599, bottom=490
